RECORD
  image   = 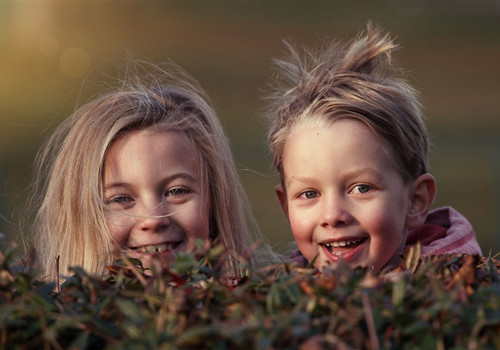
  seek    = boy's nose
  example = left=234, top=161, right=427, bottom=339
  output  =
left=320, top=195, right=352, bottom=228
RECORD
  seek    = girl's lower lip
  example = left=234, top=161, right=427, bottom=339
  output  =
left=130, top=241, right=183, bottom=254
left=320, top=240, right=367, bottom=264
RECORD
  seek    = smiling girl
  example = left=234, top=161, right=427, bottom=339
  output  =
left=27, top=61, right=273, bottom=280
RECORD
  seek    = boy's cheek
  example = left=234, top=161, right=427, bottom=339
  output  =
left=288, top=214, right=307, bottom=238
left=289, top=217, right=317, bottom=255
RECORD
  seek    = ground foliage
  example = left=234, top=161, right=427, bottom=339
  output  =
left=1, top=243, right=500, bottom=350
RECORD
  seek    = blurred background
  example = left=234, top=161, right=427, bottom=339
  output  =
left=1, top=1, right=499, bottom=255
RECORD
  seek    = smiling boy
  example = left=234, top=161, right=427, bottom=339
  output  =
left=266, top=24, right=482, bottom=271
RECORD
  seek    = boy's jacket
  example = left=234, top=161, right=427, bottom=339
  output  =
left=406, top=206, right=482, bottom=256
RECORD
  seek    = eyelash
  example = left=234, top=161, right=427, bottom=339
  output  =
left=166, top=187, right=191, bottom=197
left=298, top=190, right=318, bottom=199
left=297, top=184, right=373, bottom=200
left=350, top=184, right=372, bottom=194
left=104, top=186, right=192, bottom=206
left=105, top=195, right=133, bottom=205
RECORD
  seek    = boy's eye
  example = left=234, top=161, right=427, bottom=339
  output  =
left=300, top=190, right=318, bottom=199
left=351, top=184, right=371, bottom=194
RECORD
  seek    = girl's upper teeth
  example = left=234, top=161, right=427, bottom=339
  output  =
left=325, top=239, right=361, bottom=248
left=136, top=243, right=170, bottom=254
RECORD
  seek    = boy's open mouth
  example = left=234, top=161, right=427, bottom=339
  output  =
left=130, top=242, right=181, bottom=254
left=321, top=238, right=367, bottom=256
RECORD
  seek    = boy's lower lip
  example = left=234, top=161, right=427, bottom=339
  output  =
left=320, top=239, right=367, bottom=264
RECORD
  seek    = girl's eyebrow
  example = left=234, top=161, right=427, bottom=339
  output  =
left=103, top=173, right=198, bottom=190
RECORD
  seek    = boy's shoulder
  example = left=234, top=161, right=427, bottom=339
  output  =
left=287, top=248, right=309, bottom=267
left=406, top=206, right=483, bottom=256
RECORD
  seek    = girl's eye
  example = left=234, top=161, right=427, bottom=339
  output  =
left=166, top=187, right=191, bottom=197
left=105, top=195, right=134, bottom=208
left=351, top=184, right=371, bottom=194
left=165, top=187, right=192, bottom=204
left=300, top=190, right=318, bottom=199
left=108, top=196, right=132, bottom=203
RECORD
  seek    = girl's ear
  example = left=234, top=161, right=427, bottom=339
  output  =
left=275, top=184, right=289, bottom=220
left=405, top=173, right=436, bottom=229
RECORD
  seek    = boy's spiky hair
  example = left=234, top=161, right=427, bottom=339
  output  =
left=266, top=23, right=428, bottom=184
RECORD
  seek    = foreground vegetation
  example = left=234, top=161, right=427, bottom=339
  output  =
left=1, top=243, right=499, bottom=349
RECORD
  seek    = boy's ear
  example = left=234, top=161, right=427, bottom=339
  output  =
left=405, top=173, right=436, bottom=229
left=275, top=184, right=289, bottom=220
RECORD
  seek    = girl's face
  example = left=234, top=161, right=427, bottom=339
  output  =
left=276, top=118, right=414, bottom=271
left=103, top=130, right=210, bottom=269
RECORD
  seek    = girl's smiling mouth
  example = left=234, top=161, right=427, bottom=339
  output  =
left=130, top=242, right=182, bottom=254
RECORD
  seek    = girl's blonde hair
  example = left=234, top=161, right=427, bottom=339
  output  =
left=267, top=24, right=429, bottom=184
left=28, top=60, right=270, bottom=280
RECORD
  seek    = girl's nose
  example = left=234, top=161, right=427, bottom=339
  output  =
left=320, top=194, right=352, bottom=228
left=137, top=201, right=171, bottom=233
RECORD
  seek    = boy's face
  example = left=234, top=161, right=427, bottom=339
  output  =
left=276, top=118, right=414, bottom=271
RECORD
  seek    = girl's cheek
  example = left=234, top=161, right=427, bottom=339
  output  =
left=106, top=216, right=131, bottom=246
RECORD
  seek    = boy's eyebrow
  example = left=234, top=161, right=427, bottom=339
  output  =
left=103, top=173, right=198, bottom=190
left=285, top=175, right=315, bottom=188
left=346, top=168, right=385, bottom=181
left=285, top=168, right=385, bottom=188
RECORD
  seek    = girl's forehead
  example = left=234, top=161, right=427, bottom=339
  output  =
left=106, top=129, right=203, bottom=168
left=103, top=129, right=207, bottom=185
left=114, top=128, right=194, bottom=149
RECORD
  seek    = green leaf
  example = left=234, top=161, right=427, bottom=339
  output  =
left=114, top=298, right=145, bottom=324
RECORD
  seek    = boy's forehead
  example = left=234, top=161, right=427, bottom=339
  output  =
left=289, top=116, right=368, bottom=137
left=282, top=118, right=402, bottom=180
left=292, top=113, right=330, bottom=132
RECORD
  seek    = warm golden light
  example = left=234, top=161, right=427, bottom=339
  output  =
left=39, top=34, right=60, bottom=56
left=59, top=47, right=91, bottom=79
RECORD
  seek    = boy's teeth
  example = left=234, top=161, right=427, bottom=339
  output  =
left=325, top=239, right=362, bottom=249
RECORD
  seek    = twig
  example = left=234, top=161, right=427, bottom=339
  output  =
left=121, top=254, right=148, bottom=287
left=361, top=292, right=380, bottom=350
left=55, top=255, right=60, bottom=294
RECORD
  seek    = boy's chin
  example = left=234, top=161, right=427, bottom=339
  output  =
left=315, top=251, right=399, bottom=273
